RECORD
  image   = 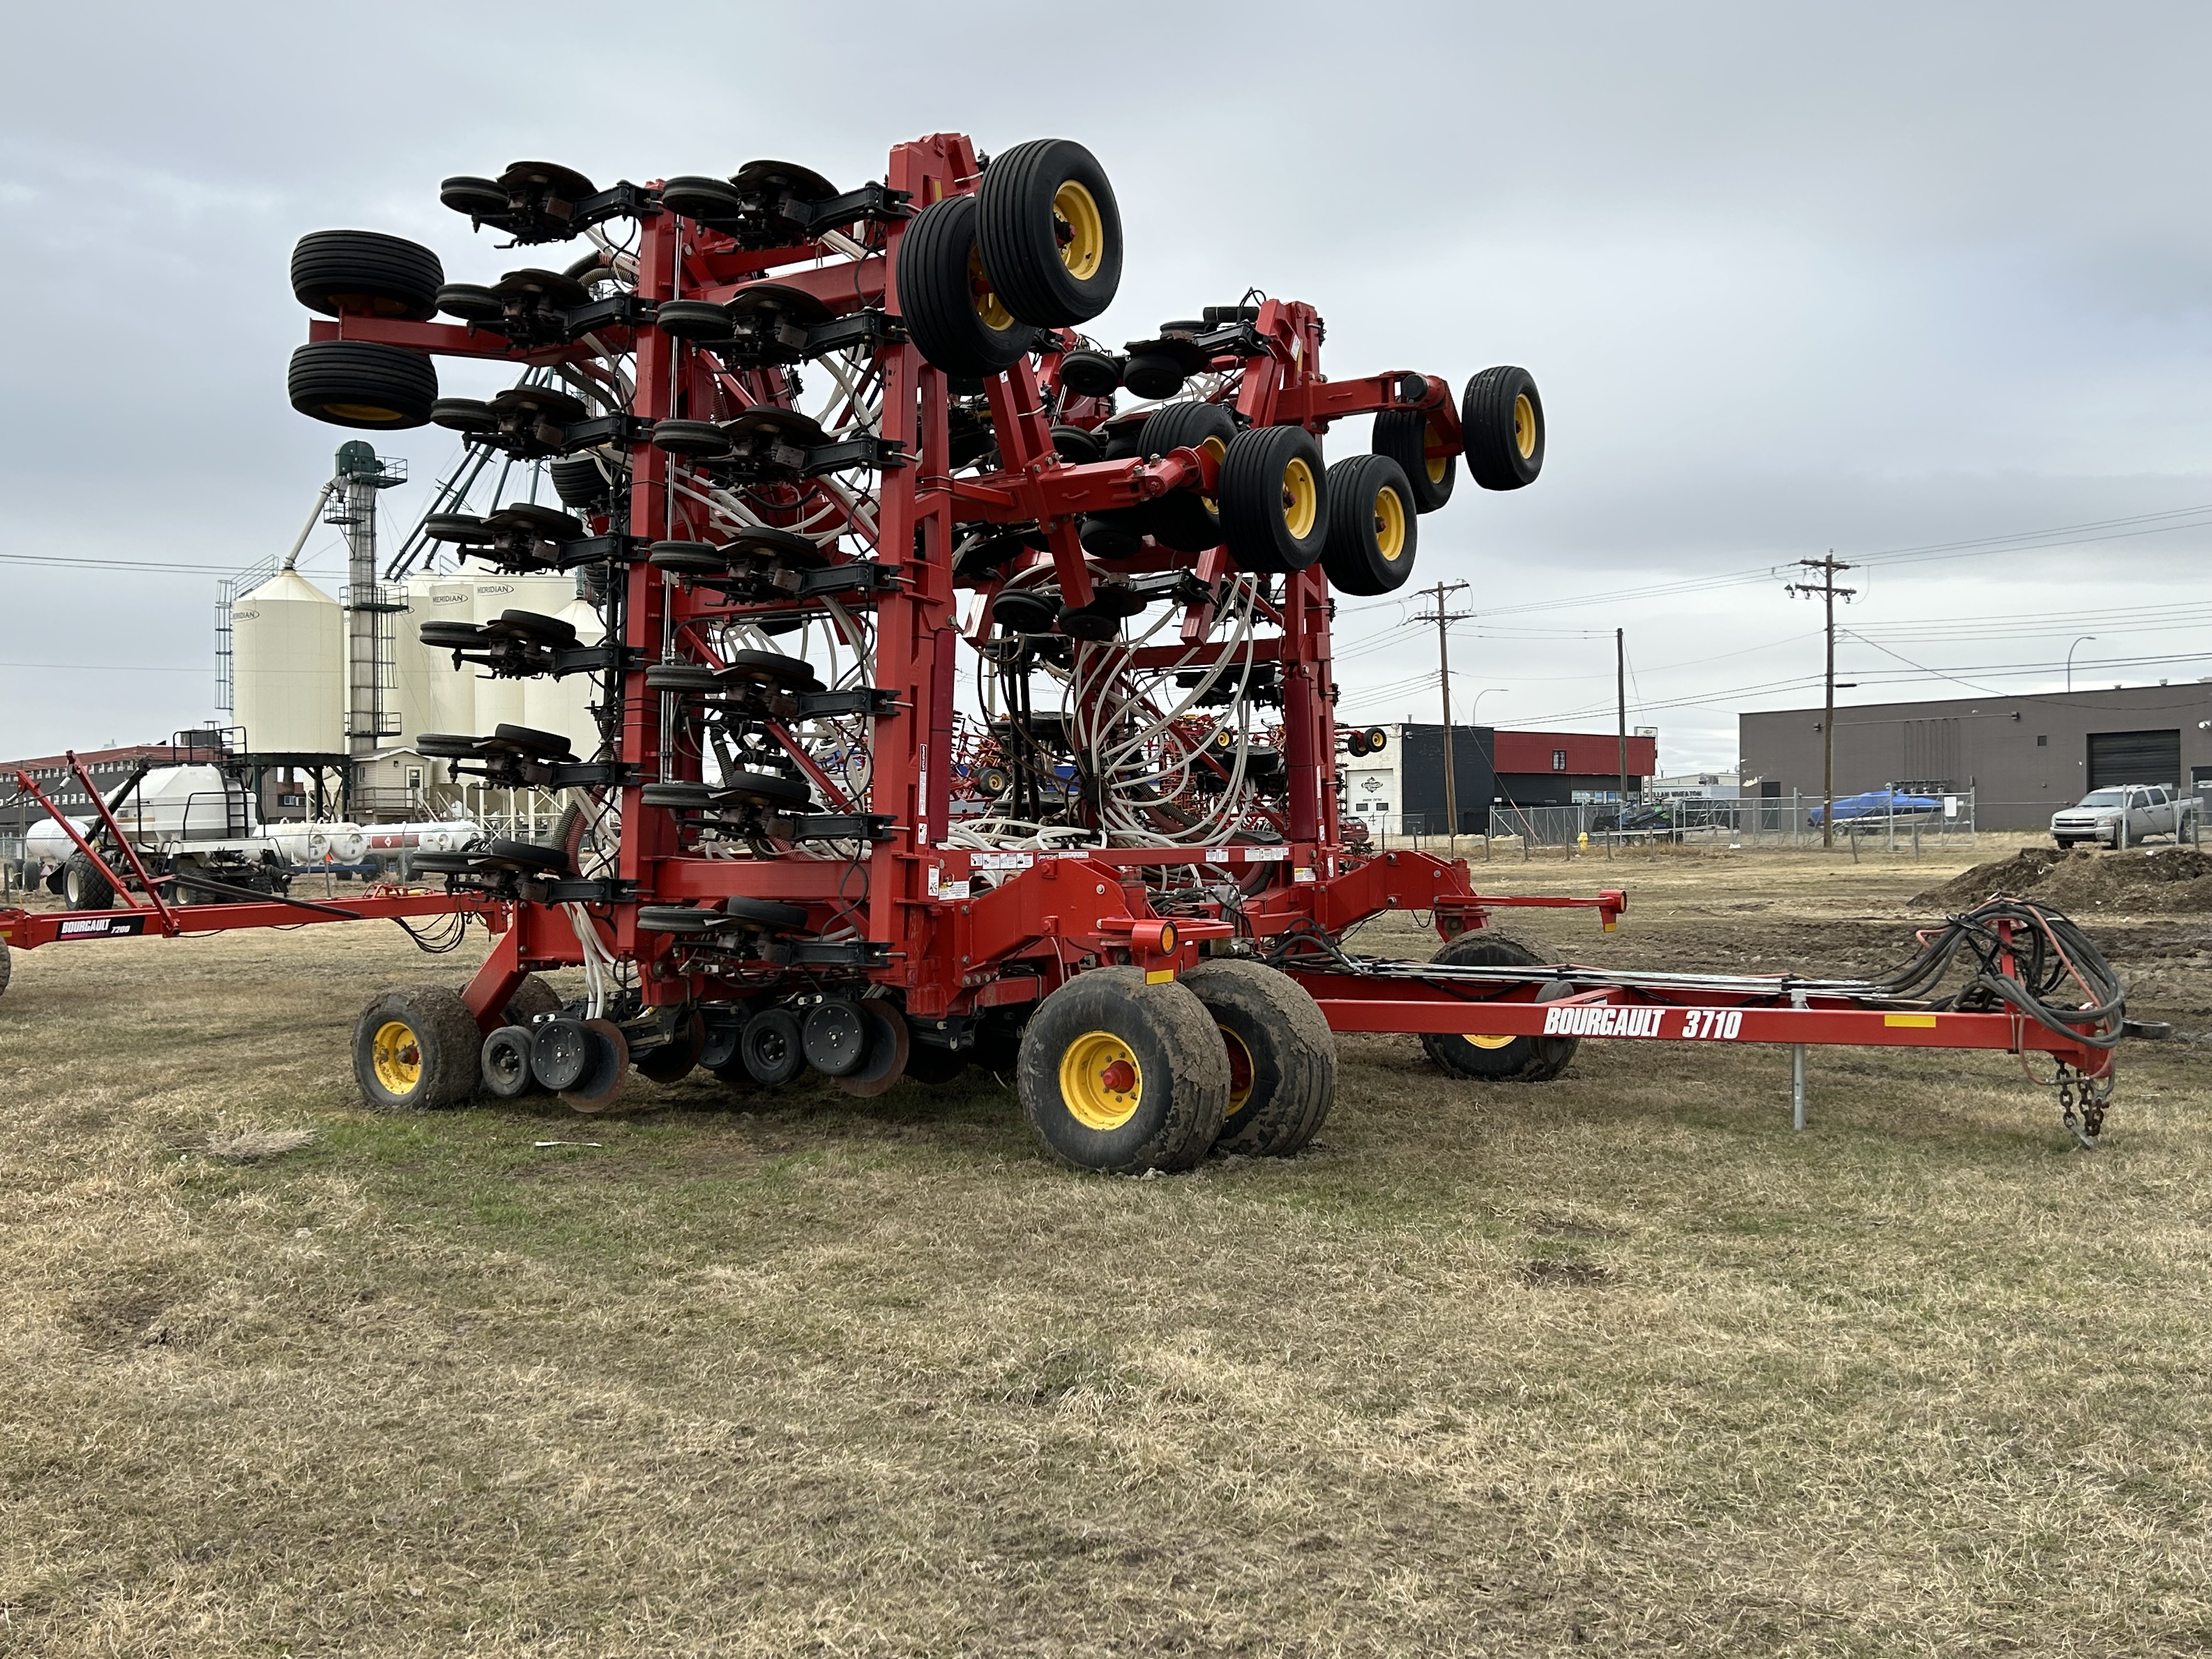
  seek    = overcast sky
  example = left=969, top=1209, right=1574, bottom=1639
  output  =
left=4, top=2, right=2210, bottom=774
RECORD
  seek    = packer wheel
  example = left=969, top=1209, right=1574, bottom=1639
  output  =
left=1017, top=967, right=1228, bottom=1174
left=353, top=985, right=483, bottom=1111
left=1180, top=959, right=1337, bottom=1156
left=479, top=1026, right=538, bottom=1099
left=1419, top=935, right=1576, bottom=1081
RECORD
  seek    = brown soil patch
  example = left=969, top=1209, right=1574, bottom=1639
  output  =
left=1917, top=845, right=2212, bottom=913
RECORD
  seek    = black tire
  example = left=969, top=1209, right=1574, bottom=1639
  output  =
left=896, top=193, right=1030, bottom=380
left=1049, top=424, right=1103, bottom=464
left=504, top=973, right=564, bottom=1025
left=1058, top=349, right=1122, bottom=398
left=724, top=896, right=810, bottom=933
left=636, top=1009, right=706, bottom=1084
left=1372, top=407, right=1457, bottom=513
left=1138, top=402, right=1239, bottom=552
left=1419, top=935, right=1576, bottom=1082
left=290, top=230, right=443, bottom=321
left=62, top=853, right=115, bottom=912
left=288, top=341, right=437, bottom=430
left=1180, top=960, right=1336, bottom=1157
left=480, top=1025, right=538, bottom=1099
left=550, top=455, right=612, bottom=510
left=1218, top=425, right=1328, bottom=575
left=1319, top=454, right=1419, bottom=597
left=722, top=770, right=812, bottom=812
left=902, top=1040, right=969, bottom=1085
left=1017, top=967, right=1228, bottom=1174
left=0, top=939, right=10, bottom=1002
left=975, top=139, right=1122, bottom=326
left=741, top=1007, right=805, bottom=1085
left=354, top=985, right=483, bottom=1110
left=1461, top=366, right=1544, bottom=491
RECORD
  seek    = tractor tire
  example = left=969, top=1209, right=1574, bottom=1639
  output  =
left=288, top=341, right=437, bottom=430
left=1460, top=366, right=1544, bottom=491
left=62, top=853, right=115, bottom=912
left=1371, top=407, right=1456, bottom=513
left=290, top=230, right=444, bottom=321
left=1419, top=935, right=1577, bottom=1082
left=1138, top=401, right=1238, bottom=552
left=896, top=193, right=1030, bottom=380
left=1018, top=967, right=1228, bottom=1174
left=479, top=1025, right=539, bottom=1099
left=975, top=138, right=1122, bottom=326
left=1181, top=959, right=1337, bottom=1157
left=354, top=985, right=483, bottom=1111
left=503, top=973, right=565, bottom=1026
left=0, top=938, right=11, bottom=1001
left=1218, top=425, right=1328, bottom=575
left=1319, top=454, right=1418, bottom=596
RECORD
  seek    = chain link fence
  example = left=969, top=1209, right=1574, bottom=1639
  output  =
left=1358, top=791, right=1981, bottom=856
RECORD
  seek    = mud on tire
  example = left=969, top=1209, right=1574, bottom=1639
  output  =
left=1018, top=967, right=1228, bottom=1173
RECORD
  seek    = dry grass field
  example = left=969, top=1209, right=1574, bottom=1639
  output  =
left=4, top=841, right=2210, bottom=1657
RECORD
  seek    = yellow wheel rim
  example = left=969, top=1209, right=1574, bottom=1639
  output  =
left=326, top=402, right=404, bottom=424
left=968, top=245, right=1013, bottom=332
left=372, top=1018, right=425, bottom=1094
left=1060, top=1029, right=1143, bottom=1131
left=1513, top=393, right=1537, bottom=460
left=1053, top=180, right=1105, bottom=280
left=1463, top=1034, right=1517, bottom=1050
left=1425, top=417, right=1448, bottom=483
left=1221, top=1027, right=1255, bottom=1118
left=1280, top=456, right=1318, bottom=539
left=1199, top=433, right=1227, bottom=511
left=1373, top=483, right=1407, bottom=562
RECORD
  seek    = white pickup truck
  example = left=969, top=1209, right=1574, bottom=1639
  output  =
left=2050, top=784, right=2199, bottom=848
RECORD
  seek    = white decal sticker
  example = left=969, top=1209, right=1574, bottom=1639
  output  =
left=1244, top=846, right=1289, bottom=862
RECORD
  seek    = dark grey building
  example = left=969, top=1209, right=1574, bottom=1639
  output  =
left=1739, top=684, right=2212, bottom=830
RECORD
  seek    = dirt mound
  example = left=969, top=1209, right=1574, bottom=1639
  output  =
left=1916, top=845, right=2212, bottom=914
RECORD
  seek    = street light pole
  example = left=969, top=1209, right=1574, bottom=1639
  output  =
left=2067, top=635, right=2098, bottom=692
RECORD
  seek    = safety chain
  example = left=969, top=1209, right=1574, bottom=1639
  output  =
left=2055, top=1061, right=2114, bottom=1148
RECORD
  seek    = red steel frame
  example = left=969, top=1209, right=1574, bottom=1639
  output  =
left=1, top=131, right=2118, bottom=1087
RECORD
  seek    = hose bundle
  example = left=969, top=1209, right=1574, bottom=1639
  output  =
left=1868, top=899, right=2125, bottom=1047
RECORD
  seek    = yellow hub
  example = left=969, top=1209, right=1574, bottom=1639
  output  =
left=1220, top=1027, right=1256, bottom=1118
left=1060, top=1029, right=1143, bottom=1131
left=1199, top=434, right=1227, bottom=511
left=1280, top=456, right=1318, bottom=539
left=1513, top=393, right=1537, bottom=460
left=372, top=1018, right=425, bottom=1095
left=326, top=402, right=405, bottom=424
left=1425, top=417, right=1448, bottom=483
left=968, top=245, right=1013, bottom=332
left=1462, top=1034, right=1518, bottom=1050
left=1052, top=180, right=1105, bottom=280
left=1373, top=484, right=1407, bottom=562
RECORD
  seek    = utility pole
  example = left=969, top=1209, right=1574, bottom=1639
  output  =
left=1616, top=628, right=1628, bottom=808
left=1786, top=554, right=1857, bottom=849
left=1418, top=580, right=1472, bottom=842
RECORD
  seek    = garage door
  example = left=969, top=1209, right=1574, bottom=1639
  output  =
left=2086, top=729, right=2181, bottom=790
